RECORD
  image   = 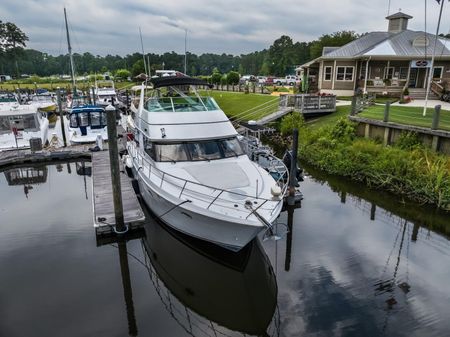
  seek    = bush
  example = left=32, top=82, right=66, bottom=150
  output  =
left=395, top=131, right=421, bottom=150
left=280, top=112, right=305, bottom=136
left=227, top=71, right=239, bottom=85
left=211, top=71, right=222, bottom=85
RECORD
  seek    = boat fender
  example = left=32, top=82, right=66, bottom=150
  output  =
left=271, top=185, right=282, bottom=198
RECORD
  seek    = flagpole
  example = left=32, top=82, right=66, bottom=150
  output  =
left=423, top=0, right=445, bottom=116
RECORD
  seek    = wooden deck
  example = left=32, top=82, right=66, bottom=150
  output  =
left=92, top=151, right=145, bottom=227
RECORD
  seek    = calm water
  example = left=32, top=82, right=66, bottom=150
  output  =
left=0, top=161, right=449, bottom=337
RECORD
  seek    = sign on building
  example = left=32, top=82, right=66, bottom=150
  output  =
left=410, top=60, right=431, bottom=68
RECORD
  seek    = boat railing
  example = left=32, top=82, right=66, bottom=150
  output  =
left=127, top=141, right=287, bottom=219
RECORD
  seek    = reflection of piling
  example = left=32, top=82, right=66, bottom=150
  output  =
left=57, top=88, right=67, bottom=147
left=288, top=129, right=299, bottom=206
left=284, top=204, right=295, bottom=272
left=106, top=104, right=125, bottom=232
left=118, top=240, right=138, bottom=336
left=340, top=191, right=347, bottom=204
left=370, top=203, right=376, bottom=221
left=412, top=222, right=420, bottom=242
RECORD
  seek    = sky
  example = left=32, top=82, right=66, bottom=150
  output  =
left=2, top=0, right=450, bottom=56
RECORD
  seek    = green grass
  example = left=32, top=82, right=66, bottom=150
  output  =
left=0, top=81, right=134, bottom=91
left=374, top=97, right=399, bottom=104
left=206, top=91, right=278, bottom=121
left=359, top=105, right=450, bottom=131
left=306, top=105, right=352, bottom=130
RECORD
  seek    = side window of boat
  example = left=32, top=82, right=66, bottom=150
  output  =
left=70, top=114, right=78, bottom=128
left=144, top=138, right=156, bottom=160
left=186, top=141, right=221, bottom=161
left=220, top=138, right=244, bottom=157
left=23, top=114, right=38, bottom=130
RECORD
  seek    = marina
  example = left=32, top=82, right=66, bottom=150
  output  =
left=1, top=160, right=449, bottom=336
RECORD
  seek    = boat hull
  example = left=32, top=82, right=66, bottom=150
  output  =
left=134, top=167, right=264, bottom=251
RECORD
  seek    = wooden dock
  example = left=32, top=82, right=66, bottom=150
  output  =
left=92, top=151, right=145, bottom=228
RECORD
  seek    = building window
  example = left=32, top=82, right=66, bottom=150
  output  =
left=433, top=67, right=444, bottom=79
left=384, top=67, right=394, bottom=79
left=336, top=66, right=354, bottom=81
left=323, top=66, right=332, bottom=81
left=399, top=67, right=408, bottom=80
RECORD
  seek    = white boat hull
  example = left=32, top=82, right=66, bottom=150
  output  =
left=134, top=166, right=264, bottom=251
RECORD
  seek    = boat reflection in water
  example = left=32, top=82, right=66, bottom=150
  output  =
left=3, top=165, right=48, bottom=198
left=140, top=217, right=280, bottom=337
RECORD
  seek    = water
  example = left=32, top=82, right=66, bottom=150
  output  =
left=0, top=161, right=449, bottom=337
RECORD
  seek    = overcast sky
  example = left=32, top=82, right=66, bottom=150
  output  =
left=2, top=0, right=450, bottom=56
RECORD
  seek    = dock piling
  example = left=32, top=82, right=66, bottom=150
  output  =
left=56, top=88, right=67, bottom=147
left=383, top=101, right=390, bottom=123
left=288, top=128, right=299, bottom=205
left=432, top=105, right=441, bottom=130
left=105, top=103, right=125, bottom=233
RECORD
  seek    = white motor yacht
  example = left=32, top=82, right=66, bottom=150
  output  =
left=126, top=76, right=288, bottom=251
left=93, top=80, right=124, bottom=109
left=0, top=104, right=49, bottom=151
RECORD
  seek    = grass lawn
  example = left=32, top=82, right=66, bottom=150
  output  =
left=359, top=105, right=450, bottom=131
left=206, top=91, right=279, bottom=121
left=305, top=105, right=352, bottom=130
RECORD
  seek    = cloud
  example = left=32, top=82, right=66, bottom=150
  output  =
left=1, top=0, right=450, bottom=56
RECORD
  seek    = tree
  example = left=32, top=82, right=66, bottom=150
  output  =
left=309, top=31, right=359, bottom=59
left=0, top=21, right=28, bottom=76
left=115, top=68, right=131, bottom=80
left=211, top=68, right=222, bottom=84
left=227, top=71, right=239, bottom=85
left=131, top=59, right=145, bottom=77
left=268, top=35, right=295, bottom=76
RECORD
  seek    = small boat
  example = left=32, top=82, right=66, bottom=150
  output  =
left=125, top=76, right=288, bottom=251
left=28, top=93, right=57, bottom=113
left=0, top=104, right=49, bottom=151
left=0, top=92, right=20, bottom=111
left=66, top=105, right=108, bottom=144
left=92, top=80, right=124, bottom=109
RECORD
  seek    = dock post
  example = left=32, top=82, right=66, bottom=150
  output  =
left=91, top=86, right=96, bottom=106
left=383, top=101, right=390, bottom=122
left=350, top=95, right=357, bottom=116
left=288, top=128, right=299, bottom=205
left=284, top=204, right=295, bottom=272
left=126, top=90, right=130, bottom=113
left=56, top=88, right=67, bottom=147
left=431, top=105, right=441, bottom=130
left=105, top=104, right=126, bottom=233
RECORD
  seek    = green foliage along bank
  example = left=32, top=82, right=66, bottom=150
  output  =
left=280, top=113, right=450, bottom=211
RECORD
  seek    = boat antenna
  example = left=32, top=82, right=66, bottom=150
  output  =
left=64, top=7, right=77, bottom=95
left=139, top=27, right=148, bottom=81
left=423, top=0, right=445, bottom=116
left=184, top=28, right=188, bottom=75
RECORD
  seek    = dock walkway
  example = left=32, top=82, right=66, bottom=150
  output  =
left=92, top=151, right=145, bottom=228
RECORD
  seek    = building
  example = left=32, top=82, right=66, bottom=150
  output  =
left=297, top=12, right=450, bottom=98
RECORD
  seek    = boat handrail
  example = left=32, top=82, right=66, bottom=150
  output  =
left=127, top=142, right=288, bottom=217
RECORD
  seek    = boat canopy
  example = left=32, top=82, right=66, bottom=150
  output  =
left=151, top=76, right=213, bottom=89
left=71, top=105, right=104, bottom=114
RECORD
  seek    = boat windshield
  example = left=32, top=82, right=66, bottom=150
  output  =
left=145, top=137, right=244, bottom=162
left=146, top=84, right=218, bottom=113
left=69, top=110, right=106, bottom=128
left=32, top=95, right=53, bottom=102
left=0, top=114, right=38, bottom=132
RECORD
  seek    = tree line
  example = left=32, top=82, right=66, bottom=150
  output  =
left=0, top=20, right=360, bottom=78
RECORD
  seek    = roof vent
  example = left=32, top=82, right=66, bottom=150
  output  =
left=413, top=36, right=429, bottom=47
left=386, top=12, right=412, bottom=33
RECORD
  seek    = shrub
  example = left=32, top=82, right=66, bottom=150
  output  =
left=395, top=131, right=421, bottom=150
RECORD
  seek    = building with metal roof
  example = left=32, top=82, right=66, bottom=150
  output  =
left=297, top=12, right=450, bottom=98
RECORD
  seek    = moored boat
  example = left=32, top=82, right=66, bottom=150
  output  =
left=125, top=76, right=288, bottom=251
left=66, top=105, right=108, bottom=144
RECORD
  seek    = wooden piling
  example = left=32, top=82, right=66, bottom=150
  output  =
left=431, top=105, right=441, bottom=130
left=383, top=101, right=390, bottom=122
left=288, top=129, right=299, bottom=205
left=351, top=95, right=357, bottom=116
left=56, top=88, right=67, bottom=147
left=105, top=104, right=125, bottom=232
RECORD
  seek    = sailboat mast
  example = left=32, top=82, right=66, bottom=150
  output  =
left=184, top=29, right=187, bottom=75
left=64, top=7, right=77, bottom=94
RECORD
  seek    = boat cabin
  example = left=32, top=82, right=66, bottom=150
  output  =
left=69, top=106, right=106, bottom=136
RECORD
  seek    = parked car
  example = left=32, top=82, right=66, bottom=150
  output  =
left=273, top=75, right=300, bottom=86
left=256, top=76, right=267, bottom=85
left=240, top=75, right=257, bottom=84
left=265, top=77, right=275, bottom=85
